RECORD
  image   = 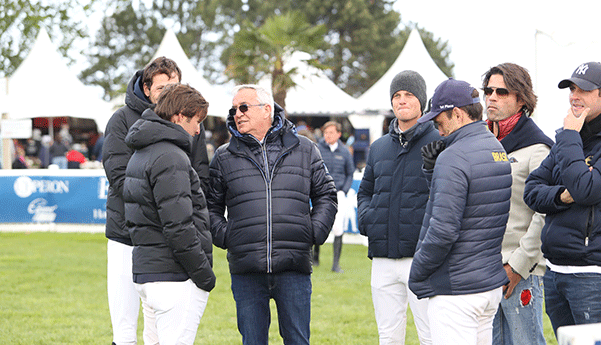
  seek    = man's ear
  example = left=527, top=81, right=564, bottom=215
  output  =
left=143, top=83, right=151, bottom=98
left=264, top=104, right=272, bottom=118
left=170, top=113, right=182, bottom=124
left=453, top=107, right=463, bottom=120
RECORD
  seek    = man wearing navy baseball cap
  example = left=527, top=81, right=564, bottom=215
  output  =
left=409, top=78, right=513, bottom=345
left=524, top=61, right=601, bottom=339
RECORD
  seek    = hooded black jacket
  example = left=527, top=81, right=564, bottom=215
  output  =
left=207, top=104, right=337, bottom=275
left=102, top=70, right=209, bottom=244
left=123, top=109, right=215, bottom=292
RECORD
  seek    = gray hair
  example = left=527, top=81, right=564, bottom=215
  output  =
left=233, top=84, right=275, bottom=120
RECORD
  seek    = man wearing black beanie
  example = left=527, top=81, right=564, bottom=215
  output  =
left=358, top=70, right=439, bottom=344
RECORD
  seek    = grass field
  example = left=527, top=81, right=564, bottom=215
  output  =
left=0, top=232, right=559, bottom=344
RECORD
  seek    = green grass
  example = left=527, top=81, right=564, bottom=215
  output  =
left=0, top=232, right=558, bottom=344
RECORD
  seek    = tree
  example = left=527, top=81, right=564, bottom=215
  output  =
left=412, top=24, right=454, bottom=78
left=80, top=0, right=232, bottom=100
left=217, top=0, right=453, bottom=97
left=0, top=0, right=92, bottom=78
left=222, top=11, right=327, bottom=109
left=81, top=0, right=454, bottom=102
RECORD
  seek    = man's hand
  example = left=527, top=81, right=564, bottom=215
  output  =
left=421, top=140, right=446, bottom=170
left=564, top=107, right=589, bottom=132
left=503, top=264, right=523, bottom=299
left=560, top=189, right=575, bottom=204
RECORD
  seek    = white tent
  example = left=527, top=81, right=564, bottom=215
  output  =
left=357, top=29, right=448, bottom=113
left=151, top=29, right=232, bottom=118
left=261, top=51, right=362, bottom=116
left=5, top=28, right=113, bottom=132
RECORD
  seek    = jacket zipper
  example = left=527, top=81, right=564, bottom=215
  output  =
left=238, top=137, right=296, bottom=273
left=585, top=206, right=594, bottom=246
left=261, top=141, right=273, bottom=273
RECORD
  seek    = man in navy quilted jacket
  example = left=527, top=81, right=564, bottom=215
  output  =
left=409, top=78, right=512, bottom=345
left=524, top=62, right=601, bottom=338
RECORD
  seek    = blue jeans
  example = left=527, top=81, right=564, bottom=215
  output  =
left=492, top=274, right=546, bottom=345
left=231, top=272, right=312, bottom=345
left=544, top=269, right=601, bottom=337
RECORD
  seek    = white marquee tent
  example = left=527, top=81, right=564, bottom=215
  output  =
left=358, top=29, right=448, bottom=114
left=5, top=28, right=113, bottom=132
left=151, top=29, right=232, bottom=118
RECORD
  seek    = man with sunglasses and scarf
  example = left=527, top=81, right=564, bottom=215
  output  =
left=207, top=84, right=337, bottom=345
left=482, top=63, right=553, bottom=345
left=524, top=62, right=601, bottom=338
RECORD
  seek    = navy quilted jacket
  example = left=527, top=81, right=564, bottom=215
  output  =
left=409, top=121, right=511, bottom=299
left=207, top=104, right=337, bottom=275
left=524, top=128, right=601, bottom=266
left=357, top=120, right=440, bottom=259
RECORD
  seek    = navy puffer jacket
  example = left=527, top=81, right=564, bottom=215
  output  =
left=317, top=139, right=354, bottom=193
left=207, top=104, right=337, bottom=275
left=123, top=109, right=215, bottom=292
left=524, top=128, right=601, bottom=266
left=357, top=120, right=440, bottom=259
left=409, top=121, right=511, bottom=299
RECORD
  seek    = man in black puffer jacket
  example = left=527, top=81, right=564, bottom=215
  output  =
left=123, top=83, right=215, bottom=345
left=102, top=57, right=210, bottom=345
left=207, top=84, right=337, bottom=345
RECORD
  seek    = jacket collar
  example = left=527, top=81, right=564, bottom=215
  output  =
left=227, top=103, right=299, bottom=155
left=498, top=114, right=554, bottom=154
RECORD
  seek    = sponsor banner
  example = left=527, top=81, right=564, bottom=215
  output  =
left=0, top=170, right=107, bottom=224
left=0, top=170, right=362, bottom=232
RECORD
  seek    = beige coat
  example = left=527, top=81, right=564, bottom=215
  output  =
left=503, top=143, right=550, bottom=278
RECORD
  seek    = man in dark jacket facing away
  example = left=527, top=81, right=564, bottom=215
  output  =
left=207, top=84, right=337, bottom=345
left=316, top=120, right=354, bottom=273
left=358, top=70, right=438, bottom=344
left=409, top=79, right=512, bottom=345
left=524, top=61, right=601, bottom=338
left=103, top=57, right=210, bottom=345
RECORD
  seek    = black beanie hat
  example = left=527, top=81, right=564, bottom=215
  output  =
left=389, top=70, right=427, bottom=113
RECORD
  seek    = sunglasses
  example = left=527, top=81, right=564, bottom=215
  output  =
left=483, top=87, right=510, bottom=97
left=229, top=103, right=265, bottom=116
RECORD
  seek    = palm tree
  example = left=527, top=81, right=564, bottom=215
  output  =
left=223, top=11, right=327, bottom=110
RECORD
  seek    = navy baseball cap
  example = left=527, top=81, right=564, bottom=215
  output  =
left=418, top=78, right=480, bottom=123
left=558, top=62, right=601, bottom=91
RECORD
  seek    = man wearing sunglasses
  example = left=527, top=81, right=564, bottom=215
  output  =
left=409, top=78, right=512, bottom=345
left=524, top=62, right=601, bottom=338
left=482, top=63, right=553, bottom=345
left=358, top=70, right=438, bottom=344
left=207, top=84, right=337, bottom=345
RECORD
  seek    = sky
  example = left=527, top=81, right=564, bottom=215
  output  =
left=392, top=0, right=601, bottom=137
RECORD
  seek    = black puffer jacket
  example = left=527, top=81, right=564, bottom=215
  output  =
left=207, top=104, right=337, bottom=275
left=103, top=70, right=150, bottom=245
left=123, top=109, right=215, bottom=292
left=102, top=71, right=210, bottom=244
